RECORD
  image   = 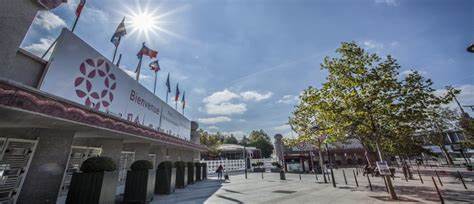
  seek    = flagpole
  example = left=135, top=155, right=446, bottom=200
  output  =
left=71, top=15, right=80, bottom=32
left=116, top=54, right=122, bottom=67
left=153, top=71, right=157, bottom=94
left=112, top=36, right=120, bottom=63
left=166, top=92, right=169, bottom=104
left=41, top=37, right=58, bottom=59
left=135, top=56, right=142, bottom=81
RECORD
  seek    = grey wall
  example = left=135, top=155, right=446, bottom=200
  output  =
left=0, top=0, right=46, bottom=87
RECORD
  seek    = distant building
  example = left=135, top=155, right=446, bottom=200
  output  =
left=274, top=135, right=369, bottom=173
left=202, top=144, right=262, bottom=160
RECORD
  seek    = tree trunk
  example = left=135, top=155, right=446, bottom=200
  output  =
left=440, top=145, right=454, bottom=165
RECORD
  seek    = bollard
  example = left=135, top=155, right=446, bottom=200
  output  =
left=457, top=171, right=468, bottom=190
left=353, top=170, right=359, bottom=187
left=435, top=170, right=443, bottom=186
left=314, top=171, right=318, bottom=181
left=280, top=170, right=286, bottom=180
left=432, top=177, right=444, bottom=204
left=417, top=169, right=423, bottom=184
left=366, top=174, right=373, bottom=191
left=343, top=170, right=347, bottom=185
left=299, top=173, right=302, bottom=181
left=261, top=171, right=264, bottom=180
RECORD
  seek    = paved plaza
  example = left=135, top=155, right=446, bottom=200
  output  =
left=154, top=167, right=473, bottom=204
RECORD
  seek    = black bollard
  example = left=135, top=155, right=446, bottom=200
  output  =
left=343, top=170, right=347, bottom=185
left=457, top=171, right=468, bottom=190
left=280, top=170, right=286, bottom=180
left=435, top=170, right=443, bottom=186
left=432, top=177, right=444, bottom=204
left=299, top=173, right=302, bottom=181
left=261, top=171, right=264, bottom=180
left=366, top=174, right=373, bottom=191
left=353, top=169, right=359, bottom=187
left=417, top=169, right=423, bottom=184
left=314, top=170, right=318, bottom=181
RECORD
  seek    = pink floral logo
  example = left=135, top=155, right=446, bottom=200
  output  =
left=74, top=58, right=116, bottom=110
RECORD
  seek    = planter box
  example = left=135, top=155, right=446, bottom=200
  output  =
left=176, top=165, right=187, bottom=189
left=123, top=169, right=156, bottom=203
left=187, top=163, right=194, bottom=184
left=156, top=166, right=176, bottom=194
left=66, top=171, right=117, bottom=204
left=253, top=167, right=265, bottom=172
left=202, top=163, right=207, bottom=180
left=195, top=163, right=201, bottom=181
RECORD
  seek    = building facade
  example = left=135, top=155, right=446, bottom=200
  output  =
left=0, top=1, right=206, bottom=203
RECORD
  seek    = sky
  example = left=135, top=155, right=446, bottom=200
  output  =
left=21, top=0, right=474, bottom=140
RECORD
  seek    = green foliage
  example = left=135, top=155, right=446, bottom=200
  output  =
left=239, top=136, right=250, bottom=146
left=158, top=161, right=173, bottom=169
left=80, top=156, right=116, bottom=173
left=130, top=160, right=153, bottom=171
left=248, top=129, right=274, bottom=158
left=288, top=41, right=457, bottom=161
left=174, top=161, right=186, bottom=168
left=223, top=134, right=239, bottom=144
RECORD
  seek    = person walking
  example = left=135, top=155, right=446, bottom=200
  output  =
left=216, top=165, right=224, bottom=180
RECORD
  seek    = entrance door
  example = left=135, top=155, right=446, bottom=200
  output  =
left=0, top=138, right=37, bottom=204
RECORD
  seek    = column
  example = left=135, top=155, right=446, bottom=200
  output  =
left=17, top=129, right=75, bottom=204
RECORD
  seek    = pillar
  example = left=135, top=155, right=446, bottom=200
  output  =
left=124, top=143, right=151, bottom=161
left=17, top=129, right=74, bottom=204
left=190, top=121, right=200, bottom=144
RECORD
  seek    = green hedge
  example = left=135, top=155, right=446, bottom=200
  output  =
left=80, top=156, right=116, bottom=173
left=130, top=160, right=153, bottom=171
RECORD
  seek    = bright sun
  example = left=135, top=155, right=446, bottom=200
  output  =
left=130, top=12, right=156, bottom=33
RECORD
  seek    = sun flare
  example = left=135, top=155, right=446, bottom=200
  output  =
left=130, top=12, right=156, bottom=33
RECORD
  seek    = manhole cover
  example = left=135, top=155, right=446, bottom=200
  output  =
left=272, top=190, right=296, bottom=194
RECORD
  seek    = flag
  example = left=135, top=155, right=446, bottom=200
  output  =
left=175, top=83, right=180, bottom=101
left=75, top=0, right=86, bottom=17
left=38, top=0, right=67, bottom=9
left=111, top=17, right=127, bottom=47
left=166, top=73, right=171, bottom=93
left=137, top=44, right=158, bottom=59
left=181, top=91, right=186, bottom=109
left=149, top=60, right=160, bottom=72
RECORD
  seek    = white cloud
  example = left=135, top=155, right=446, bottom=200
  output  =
left=207, top=126, right=219, bottom=130
left=363, top=40, right=384, bottom=50
left=401, top=69, right=428, bottom=77
left=435, top=84, right=474, bottom=113
left=23, top=37, right=55, bottom=56
left=193, top=88, right=206, bottom=95
left=205, top=102, right=247, bottom=115
left=33, top=11, right=66, bottom=30
left=220, top=131, right=246, bottom=138
left=197, top=116, right=231, bottom=124
left=273, top=124, right=291, bottom=132
left=240, top=91, right=273, bottom=101
left=203, top=89, right=240, bottom=104
left=375, top=0, right=399, bottom=6
left=277, top=95, right=299, bottom=104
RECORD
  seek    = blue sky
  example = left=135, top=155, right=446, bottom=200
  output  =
left=21, top=0, right=474, bottom=139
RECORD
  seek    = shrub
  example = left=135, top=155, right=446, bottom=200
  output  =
left=80, top=156, right=116, bottom=173
left=130, top=160, right=153, bottom=171
left=158, top=161, right=173, bottom=169
left=187, top=161, right=194, bottom=168
left=175, top=161, right=186, bottom=168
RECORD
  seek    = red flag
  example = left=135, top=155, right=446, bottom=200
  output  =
left=137, top=44, right=158, bottom=59
left=175, top=83, right=180, bottom=101
left=76, top=0, right=86, bottom=17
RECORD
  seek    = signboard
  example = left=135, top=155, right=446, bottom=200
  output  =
left=39, top=29, right=191, bottom=141
left=376, top=161, right=391, bottom=176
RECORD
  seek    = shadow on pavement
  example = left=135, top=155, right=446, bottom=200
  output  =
left=152, top=179, right=224, bottom=203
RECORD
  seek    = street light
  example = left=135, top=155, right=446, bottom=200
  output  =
left=467, top=44, right=474, bottom=53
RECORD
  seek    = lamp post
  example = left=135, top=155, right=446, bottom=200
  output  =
left=244, top=145, right=248, bottom=179
left=467, top=44, right=474, bottom=53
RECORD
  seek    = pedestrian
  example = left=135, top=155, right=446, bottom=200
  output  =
left=216, top=165, right=224, bottom=180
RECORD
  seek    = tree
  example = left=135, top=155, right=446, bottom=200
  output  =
left=223, top=134, right=239, bottom=144
left=248, top=130, right=274, bottom=158
left=239, top=135, right=250, bottom=146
